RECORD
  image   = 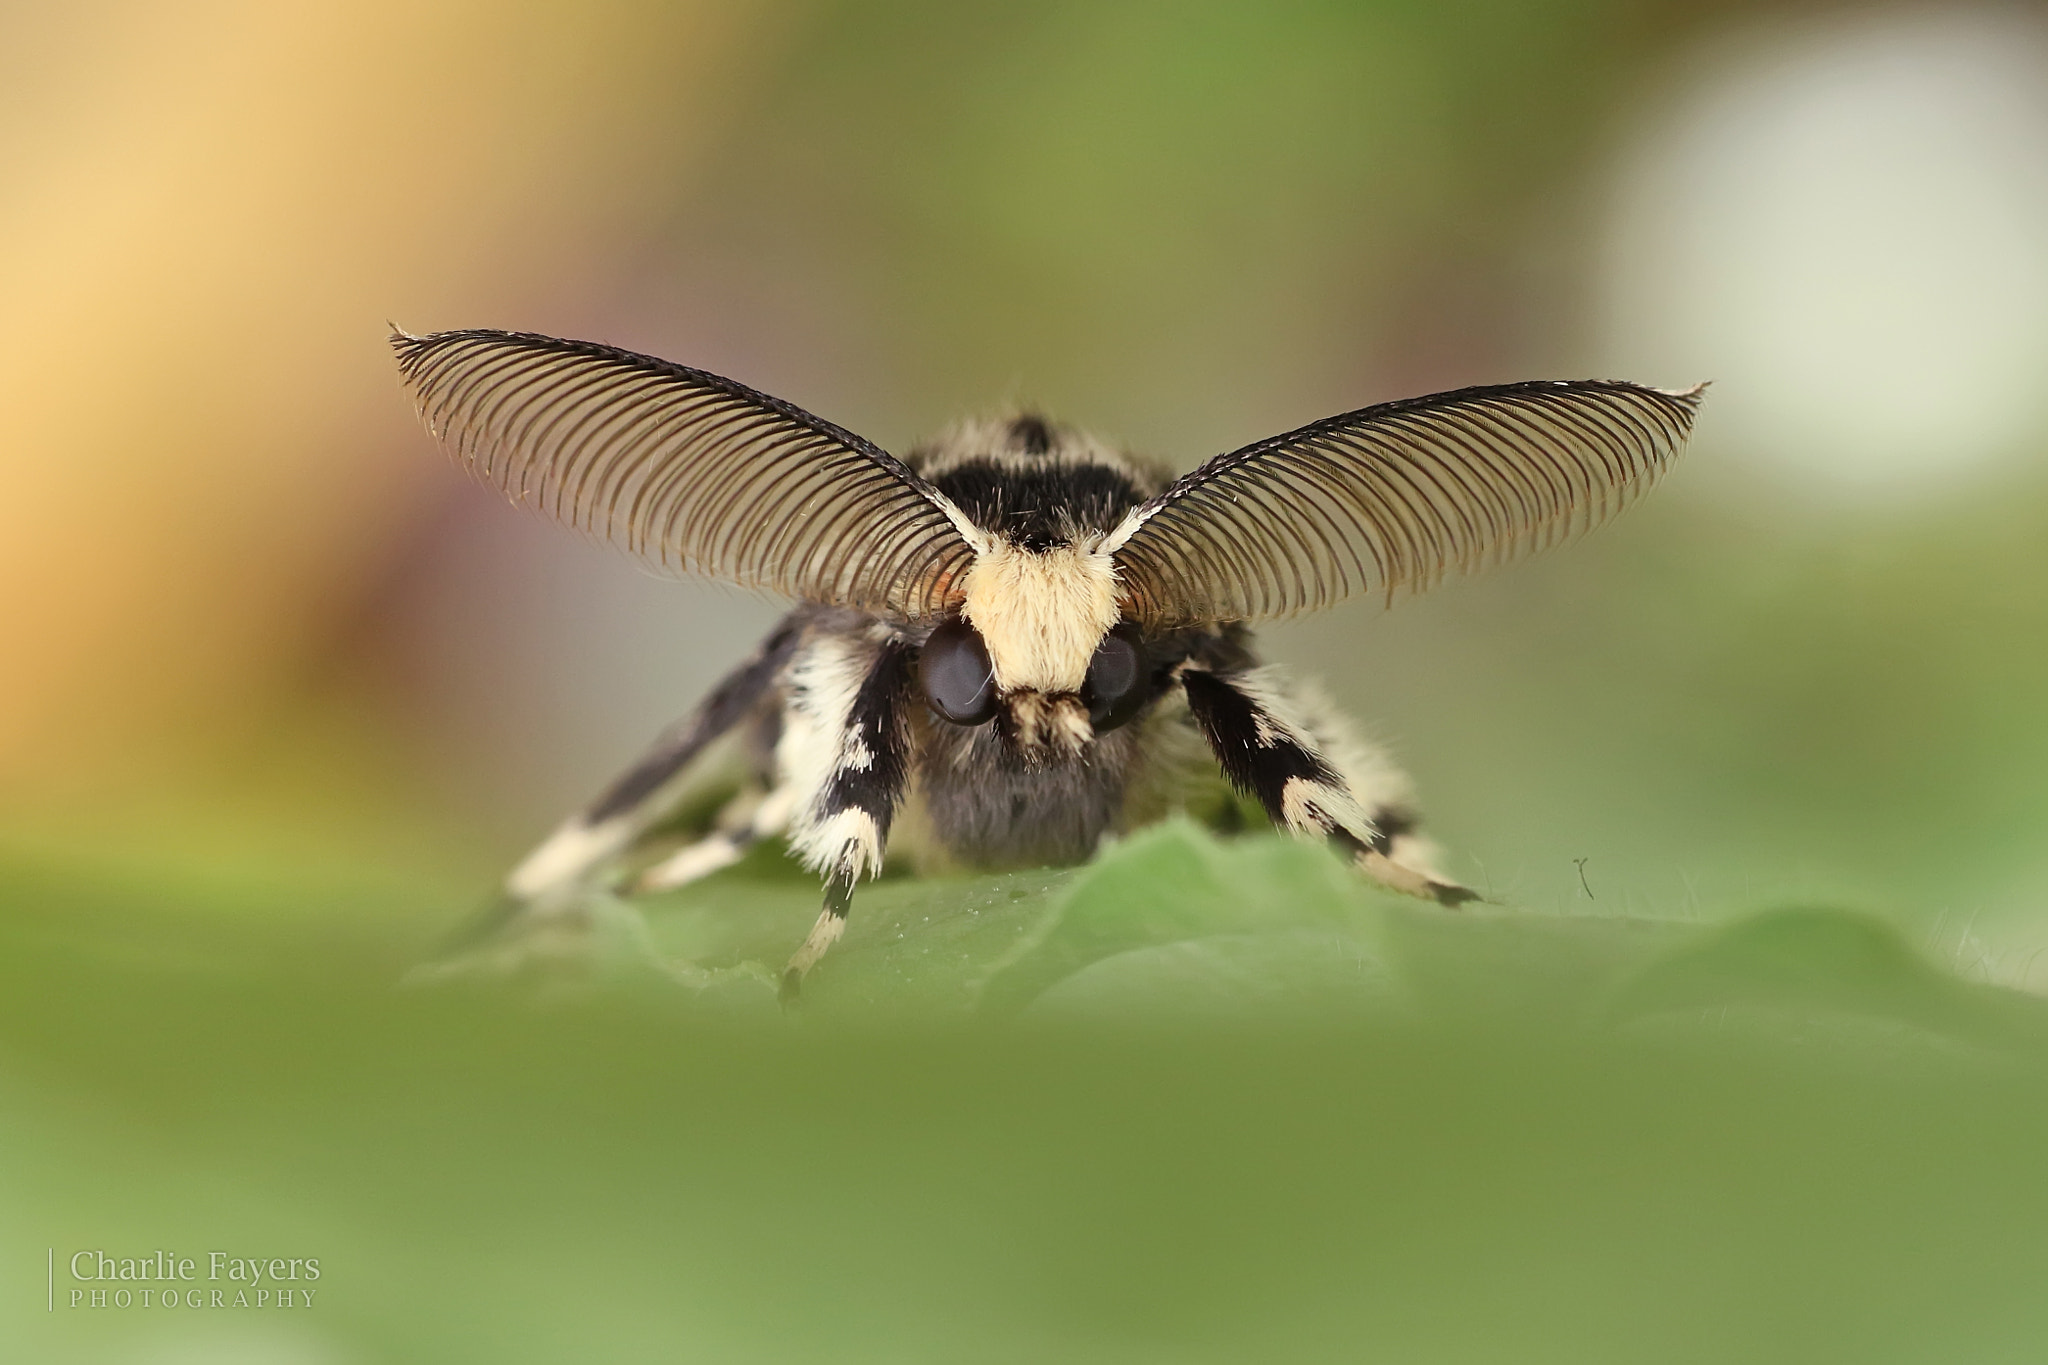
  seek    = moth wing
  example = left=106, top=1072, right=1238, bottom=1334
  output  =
left=1103, top=379, right=1702, bottom=626
left=392, top=328, right=982, bottom=619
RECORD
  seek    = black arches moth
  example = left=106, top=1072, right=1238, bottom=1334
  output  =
left=392, top=327, right=1701, bottom=997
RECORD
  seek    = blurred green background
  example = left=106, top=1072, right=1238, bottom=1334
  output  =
left=7, top=1, right=2048, bottom=1359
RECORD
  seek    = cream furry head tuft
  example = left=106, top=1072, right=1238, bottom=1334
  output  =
left=959, top=539, right=1120, bottom=694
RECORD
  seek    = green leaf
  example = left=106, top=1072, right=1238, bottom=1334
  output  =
left=975, top=818, right=1393, bottom=1019
left=621, top=826, right=2048, bottom=1060
left=631, top=819, right=1403, bottom=1019
left=1595, top=906, right=2048, bottom=1059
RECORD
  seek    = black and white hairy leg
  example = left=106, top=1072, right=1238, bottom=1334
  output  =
left=393, top=327, right=1702, bottom=998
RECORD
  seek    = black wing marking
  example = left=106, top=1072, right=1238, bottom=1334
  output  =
left=392, top=328, right=982, bottom=620
left=1103, top=380, right=1702, bottom=626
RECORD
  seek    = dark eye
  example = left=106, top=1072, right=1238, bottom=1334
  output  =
left=920, top=620, right=998, bottom=726
left=1084, top=623, right=1151, bottom=732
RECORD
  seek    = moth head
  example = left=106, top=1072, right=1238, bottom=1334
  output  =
left=918, top=611, right=1154, bottom=754
left=914, top=422, right=1168, bottom=754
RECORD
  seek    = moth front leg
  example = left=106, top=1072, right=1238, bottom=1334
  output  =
left=501, top=615, right=802, bottom=914
left=1182, top=667, right=1477, bottom=907
left=423, top=616, right=798, bottom=978
left=778, top=634, right=919, bottom=1002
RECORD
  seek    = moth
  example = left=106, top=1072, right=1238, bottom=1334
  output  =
left=392, top=327, right=1700, bottom=997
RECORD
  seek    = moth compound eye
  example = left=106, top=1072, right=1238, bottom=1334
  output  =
left=1084, top=623, right=1150, bottom=732
left=920, top=620, right=998, bottom=726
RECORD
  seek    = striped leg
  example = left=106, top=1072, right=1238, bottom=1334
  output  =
left=1182, top=667, right=1477, bottom=907
left=634, top=824, right=762, bottom=893
left=478, top=615, right=800, bottom=932
left=776, top=636, right=919, bottom=1001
